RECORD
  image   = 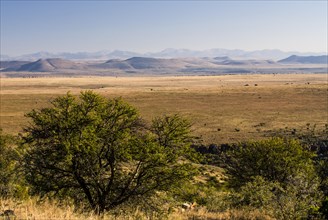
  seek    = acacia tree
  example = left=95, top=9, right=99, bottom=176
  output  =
left=21, top=91, right=197, bottom=213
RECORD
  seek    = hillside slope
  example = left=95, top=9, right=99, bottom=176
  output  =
left=278, top=55, right=328, bottom=64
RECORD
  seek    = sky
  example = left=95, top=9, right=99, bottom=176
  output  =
left=0, top=1, right=327, bottom=56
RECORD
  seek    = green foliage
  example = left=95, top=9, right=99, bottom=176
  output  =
left=0, top=130, right=28, bottom=199
left=317, top=159, right=328, bottom=196
left=223, top=138, right=323, bottom=219
left=21, top=91, right=198, bottom=213
left=225, top=137, right=316, bottom=188
left=151, top=114, right=192, bottom=149
left=269, top=125, right=328, bottom=217
left=151, top=114, right=201, bottom=162
left=319, top=197, right=328, bottom=219
left=232, top=175, right=322, bottom=220
left=0, top=129, right=14, bottom=197
left=170, top=181, right=230, bottom=212
left=0, top=130, right=17, bottom=197
left=231, top=176, right=277, bottom=209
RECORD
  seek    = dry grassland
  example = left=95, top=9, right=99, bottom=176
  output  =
left=1, top=74, right=327, bottom=144
left=0, top=197, right=273, bottom=220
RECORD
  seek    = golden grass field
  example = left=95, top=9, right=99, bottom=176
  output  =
left=0, top=196, right=273, bottom=220
left=1, top=74, right=327, bottom=144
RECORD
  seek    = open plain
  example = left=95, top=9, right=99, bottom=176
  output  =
left=1, top=73, right=327, bottom=144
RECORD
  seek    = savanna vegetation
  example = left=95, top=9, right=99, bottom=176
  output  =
left=1, top=75, right=328, bottom=219
left=1, top=74, right=327, bottom=144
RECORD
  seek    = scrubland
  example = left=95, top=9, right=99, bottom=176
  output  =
left=1, top=73, right=327, bottom=219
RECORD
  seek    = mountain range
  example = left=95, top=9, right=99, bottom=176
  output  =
left=1, top=49, right=326, bottom=61
left=1, top=55, right=326, bottom=77
left=278, top=55, right=327, bottom=64
left=12, top=58, right=87, bottom=72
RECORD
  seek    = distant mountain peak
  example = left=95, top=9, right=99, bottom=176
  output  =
left=278, top=55, right=328, bottom=64
left=6, top=58, right=86, bottom=72
left=1, top=49, right=326, bottom=61
left=214, top=56, right=231, bottom=60
left=2, top=55, right=327, bottom=75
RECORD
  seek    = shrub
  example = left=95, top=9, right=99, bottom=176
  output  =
left=224, top=138, right=322, bottom=219
left=0, top=130, right=27, bottom=198
left=224, top=137, right=316, bottom=188
left=234, top=175, right=322, bottom=220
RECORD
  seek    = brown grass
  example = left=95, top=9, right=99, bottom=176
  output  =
left=0, top=197, right=274, bottom=220
left=175, top=207, right=274, bottom=220
left=1, top=74, right=327, bottom=144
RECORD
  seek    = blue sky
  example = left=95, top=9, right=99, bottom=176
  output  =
left=1, top=1, right=327, bottom=56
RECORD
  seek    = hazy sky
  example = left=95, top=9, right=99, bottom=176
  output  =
left=1, top=1, right=327, bottom=56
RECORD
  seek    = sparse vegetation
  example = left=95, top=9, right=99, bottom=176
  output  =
left=1, top=74, right=327, bottom=144
left=1, top=74, right=327, bottom=219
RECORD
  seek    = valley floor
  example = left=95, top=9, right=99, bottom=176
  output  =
left=1, top=73, right=327, bottom=144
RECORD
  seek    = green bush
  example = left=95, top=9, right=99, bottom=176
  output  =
left=231, top=175, right=322, bottom=219
left=0, top=130, right=27, bottom=198
left=225, top=137, right=316, bottom=188
left=223, top=138, right=323, bottom=219
left=319, top=197, right=328, bottom=219
left=0, top=129, right=15, bottom=197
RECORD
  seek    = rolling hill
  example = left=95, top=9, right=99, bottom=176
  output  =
left=8, top=58, right=86, bottom=72
left=1, top=56, right=327, bottom=76
left=93, top=57, right=191, bottom=70
left=278, top=55, right=328, bottom=64
left=0, top=61, right=30, bottom=70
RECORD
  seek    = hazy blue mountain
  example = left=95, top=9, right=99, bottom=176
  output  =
left=107, top=50, right=142, bottom=59
left=15, top=51, right=56, bottom=61
left=12, top=58, right=86, bottom=72
left=147, top=48, right=199, bottom=58
left=91, top=59, right=134, bottom=70
left=0, top=54, right=12, bottom=61
left=241, top=49, right=293, bottom=60
left=0, top=61, right=30, bottom=70
left=278, top=55, right=328, bottom=64
left=3, top=49, right=326, bottom=61
left=93, top=57, right=190, bottom=70
left=1, top=56, right=327, bottom=76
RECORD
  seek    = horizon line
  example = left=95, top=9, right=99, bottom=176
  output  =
left=1, top=48, right=327, bottom=57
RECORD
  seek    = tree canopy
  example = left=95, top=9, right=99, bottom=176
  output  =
left=21, top=91, right=198, bottom=213
left=0, top=130, right=16, bottom=197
